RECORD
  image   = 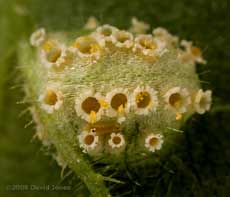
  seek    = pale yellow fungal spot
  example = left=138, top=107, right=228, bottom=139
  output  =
left=130, top=17, right=150, bottom=34
left=84, top=16, right=99, bottom=30
left=89, top=111, right=97, bottom=124
left=176, top=112, right=182, bottom=120
left=118, top=104, right=124, bottom=113
left=42, top=40, right=56, bottom=52
left=99, top=100, right=109, bottom=108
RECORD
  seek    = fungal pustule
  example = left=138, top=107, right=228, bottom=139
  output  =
left=30, top=28, right=46, bottom=47
left=132, top=86, right=158, bottom=115
left=194, top=89, right=212, bottom=114
left=108, top=133, right=125, bottom=149
left=133, top=34, right=166, bottom=57
left=94, top=24, right=118, bottom=43
left=75, top=90, right=106, bottom=123
left=106, top=88, right=130, bottom=122
left=112, top=30, right=134, bottom=48
left=72, top=36, right=102, bottom=59
left=39, top=87, right=63, bottom=113
left=179, top=40, right=206, bottom=65
left=145, top=133, right=164, bottom=152
left=83, top=120, right=121, bottom=136
left=164, top=87, right=191, bottom=120
left=129, top=17, right=150, bottom=34
left=40, top=40, right=66, bottom=68
left=78, top=130, right=101, bottom=153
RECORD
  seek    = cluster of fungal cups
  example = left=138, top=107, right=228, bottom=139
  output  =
left=29, top=20, right=212, bottom=160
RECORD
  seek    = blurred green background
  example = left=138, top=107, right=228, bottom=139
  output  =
left=0, top=0, right=229, bottom=196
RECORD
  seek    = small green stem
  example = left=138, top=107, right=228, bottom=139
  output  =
left=211, top=105, right=230, bottom=113
left=47, top=124, right=110, bottom=197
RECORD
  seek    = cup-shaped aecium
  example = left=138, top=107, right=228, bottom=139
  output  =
left=75, top=90, right=106, bottom=124
left=179, top=40, right=206, bottom=65
left=30, top=28, right=46, bottom=47
left=129, top=17, right=150, bottom=34
left=105, top=88, right=130, bottom=123
left=108, top=133, right=125, bottom=150
left=145, top=133, right=164, bottom=153
left=133, top=34, right=167, bottom=57
left=72, top=36, right=102, bottom=60
left=112, top=30, right=134, bottom=48
left=164, top=87, right=191, bottom=119
left=94, top=24, right=118, bottom=44
left=131, top=86, right=158, bottom=115
left=78, top=130, right=101, bottom=154
left=39, top=39, right=67, bottom=69
left=39, top=86, right=63, bottom=114
left=194, top=89, right=212, bottom=114
left=152, top=27, right=178, bottom=46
